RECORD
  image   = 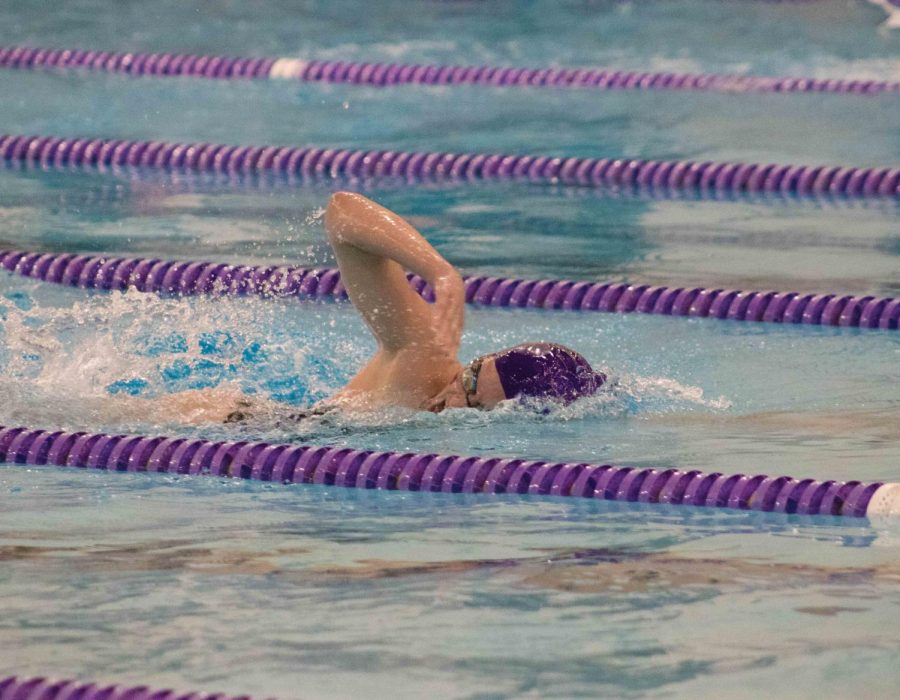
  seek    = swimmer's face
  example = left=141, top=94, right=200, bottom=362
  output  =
left=424, top=356, right=507, bottom=412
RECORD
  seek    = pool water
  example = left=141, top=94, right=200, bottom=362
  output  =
left=1, top=1, right=899, bottom=698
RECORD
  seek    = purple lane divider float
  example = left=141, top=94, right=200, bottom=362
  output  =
left=0, top=135, right=900, bottom=197
left=1, top=424, right=899, bottom=518
left=0, top=675, right=267, bottom=700
left=1, top=44, right=898, bottom=96
left=1, top=133, right=898, bottom=198
left=2, top=248, right=898, bottom=330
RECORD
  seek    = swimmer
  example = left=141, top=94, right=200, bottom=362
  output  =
left=156, top=192, right=605, bottom=423
left=317, top=192, right=605, bottom=413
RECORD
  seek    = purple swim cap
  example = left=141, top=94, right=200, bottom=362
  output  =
left=492, top=342, right=605, bottom=404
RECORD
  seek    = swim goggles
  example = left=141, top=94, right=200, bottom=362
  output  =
left=461, top=358, right=483, bottom=408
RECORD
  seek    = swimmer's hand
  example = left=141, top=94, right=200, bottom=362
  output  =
left=325, top=192, right=466, bottom=357
left=110, top=383, right=252, bottom=425
left=431, top=269, right=465, bottom=353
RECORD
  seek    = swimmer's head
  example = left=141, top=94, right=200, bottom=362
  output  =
left=426, top=342, right=605, bottom=412
left=491, top=342, right=606, bottom=404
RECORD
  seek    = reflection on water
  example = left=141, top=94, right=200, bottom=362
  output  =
left=4, top=537, right=898, bottom=594
left=2, top=467, right=899, bottom=698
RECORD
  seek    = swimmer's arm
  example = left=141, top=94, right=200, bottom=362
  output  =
left=109, top=385, right=262, bottom=426
left=324, top=192, right=464, bottom=353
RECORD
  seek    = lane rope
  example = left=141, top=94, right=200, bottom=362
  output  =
left=0, top=675, right=263, bottom=700
left=1, top=45, right=897, bottom=96
left=2, top=133, right=898, bottom=198
left=5, top=157, right=896, bottom=209
left=2, top=249, right=897, bottom=330
left=1, top=424, right=897, bottom=518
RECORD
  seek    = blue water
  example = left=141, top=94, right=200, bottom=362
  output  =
left=1, top=1, right=899, bottom=698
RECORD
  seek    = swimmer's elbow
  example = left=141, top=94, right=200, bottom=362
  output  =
left=325, top=191, right=360, bottom=243
left=327, top=191, right=358, bottom=212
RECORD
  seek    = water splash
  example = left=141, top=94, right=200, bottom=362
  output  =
left=0, top=277, right=731, bottom=443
